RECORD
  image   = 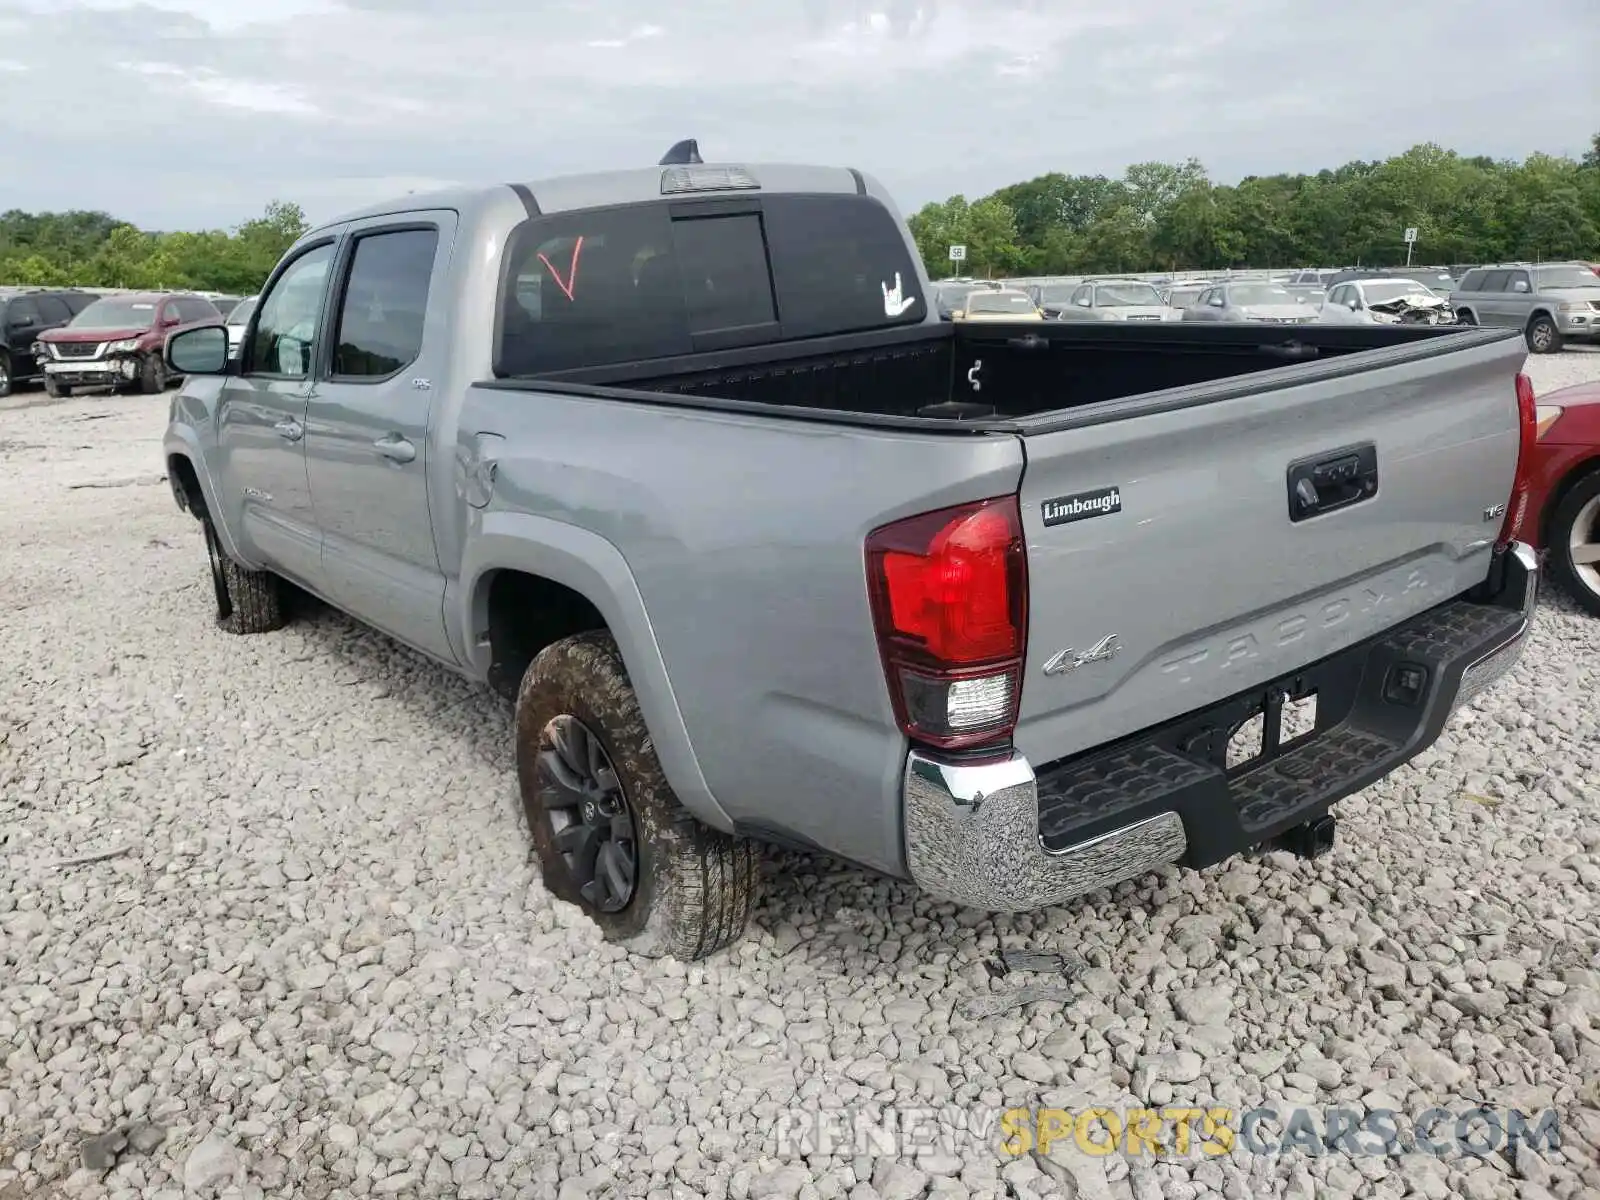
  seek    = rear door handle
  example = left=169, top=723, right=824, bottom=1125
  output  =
left=273, top=419, right=303, bottom=442
left=374, top=434, right=416, bottom=464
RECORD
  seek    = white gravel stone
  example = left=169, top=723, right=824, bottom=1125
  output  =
left=1, top=349, right=1598, bottom=1198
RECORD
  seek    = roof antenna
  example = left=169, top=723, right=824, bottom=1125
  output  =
left=659, top=139, right=703, bottom=166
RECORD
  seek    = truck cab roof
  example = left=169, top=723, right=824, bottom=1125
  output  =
left=314, top=162, right=870, bottom=233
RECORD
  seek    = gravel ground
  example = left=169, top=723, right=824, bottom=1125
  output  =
left=3, top=350, right=1599, bottom=1200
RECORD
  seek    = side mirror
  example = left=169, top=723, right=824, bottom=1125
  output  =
left=1346, top=298, right=1360, bottom=311
left=166, top=324, right=230, bottom=376
left=1513, top=280, right=1530, bottom=293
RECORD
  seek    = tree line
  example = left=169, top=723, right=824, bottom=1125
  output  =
left=0, top=201, right=309, bottom=295
left=2, top=137, right=1597, bottom=293
left=909, top=136, right=1600, bottom=279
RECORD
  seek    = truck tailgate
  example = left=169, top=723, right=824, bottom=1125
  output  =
left=1011, top=329, right=1527, bottom=766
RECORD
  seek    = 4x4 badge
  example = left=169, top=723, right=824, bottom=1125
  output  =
left=1043, top=634, right=1121, bottom=676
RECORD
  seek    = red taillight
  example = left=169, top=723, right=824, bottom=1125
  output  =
left=1497, top=372, right=1538, bottom=548
left=866, top=496, right=1028, bottom=751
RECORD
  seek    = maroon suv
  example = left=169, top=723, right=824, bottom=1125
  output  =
left=34, top=292, right=222, bottom=397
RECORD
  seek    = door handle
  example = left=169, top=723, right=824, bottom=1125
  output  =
left=1286, top=442, right=1378, bottom=522
left=273, top=419, right=303, bottom=442
left=374, top=434, right=416, bottom=463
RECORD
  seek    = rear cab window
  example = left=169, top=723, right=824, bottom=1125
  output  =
left=494, top=192, right=926, bottom=376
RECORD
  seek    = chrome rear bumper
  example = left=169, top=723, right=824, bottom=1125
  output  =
left=901, top=543, right=1537, bottom=913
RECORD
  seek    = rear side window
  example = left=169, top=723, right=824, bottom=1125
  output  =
left=332, top=227, right=439, bottom=378
left=1478, top=270, right=1510, bottom=292
left=36, top=295, right=71, bottom=323
left=495, top=194, right=925, bottom=375
left=174, top=298, right=219, bottom=323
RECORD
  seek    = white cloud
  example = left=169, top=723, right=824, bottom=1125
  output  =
left=0, top=0, right=1592, bottom=230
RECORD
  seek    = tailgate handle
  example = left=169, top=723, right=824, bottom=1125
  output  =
left=1287, top=442, right=1378, bottom=522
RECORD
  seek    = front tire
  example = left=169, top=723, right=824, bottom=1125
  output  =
left=1526, top=315, right=1562, bottom=354
left=515, top=631, right=760, bottom=959
left=43, top=376, right=68, bottom=399
left=203, top=518, right=285, bottom=634
left=1547, top=470, right=1600, bottom=617
left=1455, top=309, right=1476, bottom=326
left=139, top=353, right=168, bottom=394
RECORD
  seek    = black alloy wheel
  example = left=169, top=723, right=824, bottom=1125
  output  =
left=535, top=714, right=639, bottom=912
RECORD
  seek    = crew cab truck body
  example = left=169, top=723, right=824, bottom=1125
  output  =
left=163, top=159, right=1540, bottom=958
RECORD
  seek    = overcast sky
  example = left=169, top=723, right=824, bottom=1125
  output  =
left=1, top=0, right=1595, bottom=231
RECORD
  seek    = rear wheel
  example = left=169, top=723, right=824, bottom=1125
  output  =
left=1526, top=315, right=1562, bottom=354
left=203, top=518, right=285, bottom=633
left=515, top=631, right=760, bottom=959
left=1547, top=470, right=1600, bottom=617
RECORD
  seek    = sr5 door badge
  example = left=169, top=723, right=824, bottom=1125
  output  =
left=1043, top=634, right=1121, bottom=676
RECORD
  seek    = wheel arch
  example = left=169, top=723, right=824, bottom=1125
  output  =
left=1539, top=453, right=1600, bottom=548
left=163, top=428, right=251, bottom=566
left=459, top=511, right=733, bottom=831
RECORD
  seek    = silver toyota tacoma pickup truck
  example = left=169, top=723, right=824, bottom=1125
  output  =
left=162, top=151, right=1541, bottom=959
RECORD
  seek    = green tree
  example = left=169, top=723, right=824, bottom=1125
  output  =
left=0, top=201, right=311, bottom=293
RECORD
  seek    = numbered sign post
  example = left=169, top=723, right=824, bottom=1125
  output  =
left=948, top=244, right=966, bottom=277
left=1403, top=227, right=1418, bottom=267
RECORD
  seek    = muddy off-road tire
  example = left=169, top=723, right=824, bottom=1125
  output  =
left=139, top=353, right=168, bottom=394
left=516, top=631, right=760, bottom=959
left=203, top=518, right=285, bottom=634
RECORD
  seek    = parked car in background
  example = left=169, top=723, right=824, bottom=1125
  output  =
left=1285, top=269, right=1338, bottom=290
left=931, top=281, right=994, bottom=320
left=1526, top=379, right=1600, bottom=615
left=1026, top=280, right=1082, bottom=311
left=1318, top=278, right=1456, bottom=326
left=1162, top=279, right=1213, bottom=311
left=1045, top=279, right=1176, bottom=322
left=1182, top=281, right=1317, bottom=323
left=956, top=289, right=1042, bottom=321
left=34, top=292, right=220, bottom=396
left=1326, top=267, right=1457, bottom=296
left=225, top=294, right=258, bottom=359
left=1450, top=263, right=1600, bottom=353
left=0, top=288, right=98, bottom=397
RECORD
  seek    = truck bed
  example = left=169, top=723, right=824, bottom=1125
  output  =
left=513, top=321, right=1494, bottom=424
